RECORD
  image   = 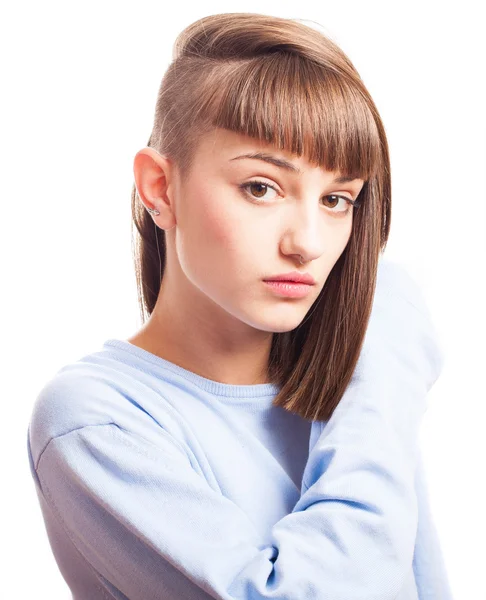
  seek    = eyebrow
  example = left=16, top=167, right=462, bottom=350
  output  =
left=229, top=152, right=360, bottom=184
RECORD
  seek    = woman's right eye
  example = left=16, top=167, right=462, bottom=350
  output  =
left=239, top=180, right=279, bottom=203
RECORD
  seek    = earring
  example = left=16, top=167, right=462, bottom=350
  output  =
left=146, top=206, right=160, bottom=216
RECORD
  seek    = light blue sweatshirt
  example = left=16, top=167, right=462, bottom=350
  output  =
left=27, top=257, right=454, bottom=599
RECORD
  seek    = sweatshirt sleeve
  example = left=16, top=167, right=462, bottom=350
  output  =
left=413, top=452, right=454, bottom=599
left=31, top=259, right=445, bottom=600
left=297, top=258, right=446, bottom=595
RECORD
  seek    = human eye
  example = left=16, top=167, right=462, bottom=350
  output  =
left=322, top=194, right=356, bottom=217
left=238, top=179, right=280, bottom=203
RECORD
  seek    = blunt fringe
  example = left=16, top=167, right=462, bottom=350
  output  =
left=130, top=12, right=392, bottom=422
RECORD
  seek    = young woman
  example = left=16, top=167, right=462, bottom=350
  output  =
left=27, top=12, right=453, bottom=600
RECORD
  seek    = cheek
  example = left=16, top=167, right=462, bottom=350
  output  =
left=329, top=225, right=352, bottom=263
left=177, top=190, right=260, bottom=304
left=199, top=197, right=243, bottom=256
left=177, top=188, right=246, bottom=274
left=205, top=205, right=238, bottom=250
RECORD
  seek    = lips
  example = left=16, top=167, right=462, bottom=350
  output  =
left=267, top=279, right=312, bottom=284
left=263, top=280, right=314, bottom=298
left=263, top=271, right=316, bottom=285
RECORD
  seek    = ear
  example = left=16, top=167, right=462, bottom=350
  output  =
left=133, top=147, right=177, bottom=229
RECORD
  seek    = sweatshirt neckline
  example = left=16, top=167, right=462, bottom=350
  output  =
left=102, top=339, right=281, bottom=399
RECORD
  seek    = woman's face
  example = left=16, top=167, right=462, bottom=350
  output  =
left=145, top=127, right=364, bottom=335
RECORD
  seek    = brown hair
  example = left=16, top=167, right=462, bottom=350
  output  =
left=130, top=13, right=391, bottom=422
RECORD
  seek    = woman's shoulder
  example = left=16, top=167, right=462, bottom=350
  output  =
left=27, top=349, right=177, bottom=471
left=373, top=256, right=445, bottom=391
left=376, top=256, right=430, bottom=317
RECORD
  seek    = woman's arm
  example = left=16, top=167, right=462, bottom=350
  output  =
left=298, top=258, right=446, bottom=595
left=413, top=450, right=454, bottom=599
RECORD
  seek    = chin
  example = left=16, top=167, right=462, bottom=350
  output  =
left=248, top=310, right=309, bottom=333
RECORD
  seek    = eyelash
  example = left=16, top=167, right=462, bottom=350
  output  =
left=238, top=179, right=359, bottom=216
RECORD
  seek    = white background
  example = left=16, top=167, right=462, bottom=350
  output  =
left=1, top=1, right=484, bottom=598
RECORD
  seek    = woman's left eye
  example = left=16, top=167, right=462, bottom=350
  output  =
left=238, top=180, right=354, bottom=216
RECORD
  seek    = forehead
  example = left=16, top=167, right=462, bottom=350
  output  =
left=203, top=127, right=305, bottom=164
left=201, top=127, right=363, bottom=184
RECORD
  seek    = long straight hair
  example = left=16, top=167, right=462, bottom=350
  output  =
left=131, top=13, right=391, bottom=422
